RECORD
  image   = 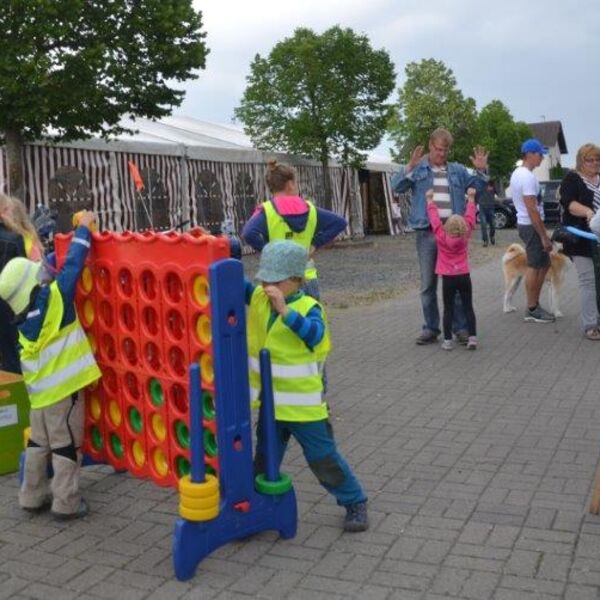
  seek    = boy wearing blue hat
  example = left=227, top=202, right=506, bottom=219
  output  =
left=509, top=138, right=555, bottom=323
left=246, top=240, right=368, bottom=532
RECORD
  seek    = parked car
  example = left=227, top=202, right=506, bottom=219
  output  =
left=497, top=180, right=562, bottom=229
left=476, top=198, right=517, bottom=230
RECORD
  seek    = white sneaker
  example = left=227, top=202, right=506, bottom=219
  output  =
left=441, top=339, right=454, bottom=351
left=467, top=336, right=478, bottom=350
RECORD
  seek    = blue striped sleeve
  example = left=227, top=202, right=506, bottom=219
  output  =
left=56, top=226, right=92, bottom=306
left=282, top=305, right=325, bottom=350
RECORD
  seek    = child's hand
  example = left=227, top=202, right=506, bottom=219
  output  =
left=263, top=284, right=288, bottom=316
left=466, top=188, right=476, bottom=202
left=74, top=210, right=97, bottom=229
left=425, top=189, right=435, bottom=204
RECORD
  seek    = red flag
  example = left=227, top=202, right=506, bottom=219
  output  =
left=128, top=161, right=145, bottom=192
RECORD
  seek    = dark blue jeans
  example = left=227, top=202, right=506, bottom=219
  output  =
left=415, top=229, right=467, bottom=336
left=479, top=205, right=496, bottom=244
left=255, top=418, right=367, bottom=507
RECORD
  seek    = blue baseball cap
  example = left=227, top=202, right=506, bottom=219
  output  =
left=256, top=240, right=307, bottom=283
left=521, top=138, right=548, bottom=155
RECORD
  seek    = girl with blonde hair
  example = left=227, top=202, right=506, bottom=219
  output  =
left=0, top=195, right=44, bottom=261
left=426, top=188, right=478, bottom=350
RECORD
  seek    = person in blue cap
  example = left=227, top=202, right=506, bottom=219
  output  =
left=510, top=138, right=554, bottom=323
left=245, top=239, right=368, bottom=532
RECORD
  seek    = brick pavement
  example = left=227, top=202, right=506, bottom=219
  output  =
left=2, top=250, right=600, bottom=599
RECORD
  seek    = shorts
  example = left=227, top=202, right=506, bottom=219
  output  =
left=518, top=224, right=550, bottom=269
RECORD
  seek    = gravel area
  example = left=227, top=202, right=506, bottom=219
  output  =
left=242, top=226, right=522, bottom=308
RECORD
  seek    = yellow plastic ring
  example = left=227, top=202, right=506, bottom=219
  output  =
left=179, top=503, right=219, bottom=522
left=179, top=491, right=219, bottom=510
left=192, top=275, right=209, bottom=307
left=178, top=473, right=219, bottom=497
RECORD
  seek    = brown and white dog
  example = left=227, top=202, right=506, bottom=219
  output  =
left=502, top=243, right=569, bottom=316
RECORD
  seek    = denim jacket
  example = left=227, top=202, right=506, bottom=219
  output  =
left=391, top=160, right=488, bottom=230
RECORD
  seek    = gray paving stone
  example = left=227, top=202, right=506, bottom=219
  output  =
left=1, top=244, right=600, bottom=598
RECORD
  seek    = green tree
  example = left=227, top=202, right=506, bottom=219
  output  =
left=388, top=58, right=478, bottom=164
left=475, top=100, right=532, bottom=185
left=0, top=0, right=208, bottom=198
left=235, top=26, right=395, bottom=202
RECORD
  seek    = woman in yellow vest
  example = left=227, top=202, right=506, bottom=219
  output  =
left=242, top=160, right=347, bottom=300
left=246, top=240, right=368, bottom=532
left=0, top=210, right=100, bottom=520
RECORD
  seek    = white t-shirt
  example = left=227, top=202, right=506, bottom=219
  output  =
left=510, top=166, right=540, bottom=225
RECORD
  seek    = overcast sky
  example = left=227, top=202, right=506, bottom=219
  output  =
left=179, top=1, right=599, bottom=167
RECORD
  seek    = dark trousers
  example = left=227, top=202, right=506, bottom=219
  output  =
left=442, top=274, right=477, bottom=340
left=0, top=300, right=21, bottom=374
left=479, top=205, right=496, bottom=243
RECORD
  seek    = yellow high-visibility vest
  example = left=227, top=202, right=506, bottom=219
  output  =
left=247, top=286, right=330, bottom=421
left=263, top=200, right=318, bottom=280
left=18, top=282, right=101, bottom=409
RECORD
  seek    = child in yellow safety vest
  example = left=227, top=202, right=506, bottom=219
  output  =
left=0, top=210, right=100, bottom=520
left=242, top=160, right=347, bottom=301
left=246, top=240, right=368, bottom=532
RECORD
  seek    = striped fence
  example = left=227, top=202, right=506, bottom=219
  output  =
left=0, top=143, right=366, bottom=239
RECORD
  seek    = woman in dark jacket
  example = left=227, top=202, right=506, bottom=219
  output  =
left=0, top=195, right=27, bottom=371
left=559, top=143, right=600, bottom=340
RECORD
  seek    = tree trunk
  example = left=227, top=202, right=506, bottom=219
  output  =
left=5, top=127, right=25, bottom=200
left=320, top=150, right=332, bottom=210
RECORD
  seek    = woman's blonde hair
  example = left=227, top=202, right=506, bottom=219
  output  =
left=265, top=160, right=297, bottom=194
left=0, top=195, right=42, bottom=253
left=576, top=143, right=600, bottom=172
left=444, top=214, right=467, bottom=237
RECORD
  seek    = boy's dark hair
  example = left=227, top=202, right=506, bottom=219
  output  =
left=266, top=160, right=297, bottom=194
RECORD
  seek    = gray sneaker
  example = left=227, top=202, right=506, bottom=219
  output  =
left=524, top=306, right=555, bottom=323
left=416, top=331, right=438, bottom=345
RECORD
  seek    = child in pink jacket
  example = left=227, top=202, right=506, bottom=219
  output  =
left=426, top=188, right=478, bottom=350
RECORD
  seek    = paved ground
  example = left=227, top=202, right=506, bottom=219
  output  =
left=2, top=237, right=600, bottom=599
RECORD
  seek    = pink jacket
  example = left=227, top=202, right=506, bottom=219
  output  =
left=427, top=201, right=476, bottom=276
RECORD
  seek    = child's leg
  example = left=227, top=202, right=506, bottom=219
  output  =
left=46, top=393, right=85, bottom=515
left=457, top=274, right=477, bottom=336
left=19, top=408, right=51, bottom=510
left=288, top=420, right=366, bottom=507
left=442, top=276, right=457, bottom=341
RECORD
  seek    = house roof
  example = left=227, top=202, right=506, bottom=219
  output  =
left=527, top=121, right=568, bottom=154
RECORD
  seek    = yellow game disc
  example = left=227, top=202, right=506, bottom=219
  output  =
left=195, top=314, right=212, bottom=346
left=152, top=448, right=169, bottom=477
left=192, top=275, right=209, bottom=307
left=151, top=413, right=166, bottom=442
left=81, top=266, right=93, bottom=293
left=83, top=299, right=94, bottom=326
left=131, top=440, right=146, bottom=467
left=199, top=353, right=214, bottom=384
left=108, top=400, right=122, bottom=427
left=87, top=332, right=97, bottom=354
left=89, top=395, right=102, bottom=421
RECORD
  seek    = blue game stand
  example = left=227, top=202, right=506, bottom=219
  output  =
left=172, top=258, right=297, bottom=581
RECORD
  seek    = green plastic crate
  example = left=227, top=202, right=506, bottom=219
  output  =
left=0, top=371, right=30, bottom=475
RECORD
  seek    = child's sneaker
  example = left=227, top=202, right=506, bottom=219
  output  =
left=441, top=339, right=454, bottom=351
left=344, top=501, right=369, bottom=532
left=51, top=498, right=89, bottom=521
left=467, top=336, right=478, bottom=350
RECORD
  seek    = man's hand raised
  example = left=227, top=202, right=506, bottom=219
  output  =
left=470, top=146, right=489, bottom=171
left=407, top=146, right=427, bottom=173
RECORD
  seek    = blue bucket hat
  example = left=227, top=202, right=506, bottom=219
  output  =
left=521, top=138, right=548, bottom=155
left=256, top=240, right=307, bottom=283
